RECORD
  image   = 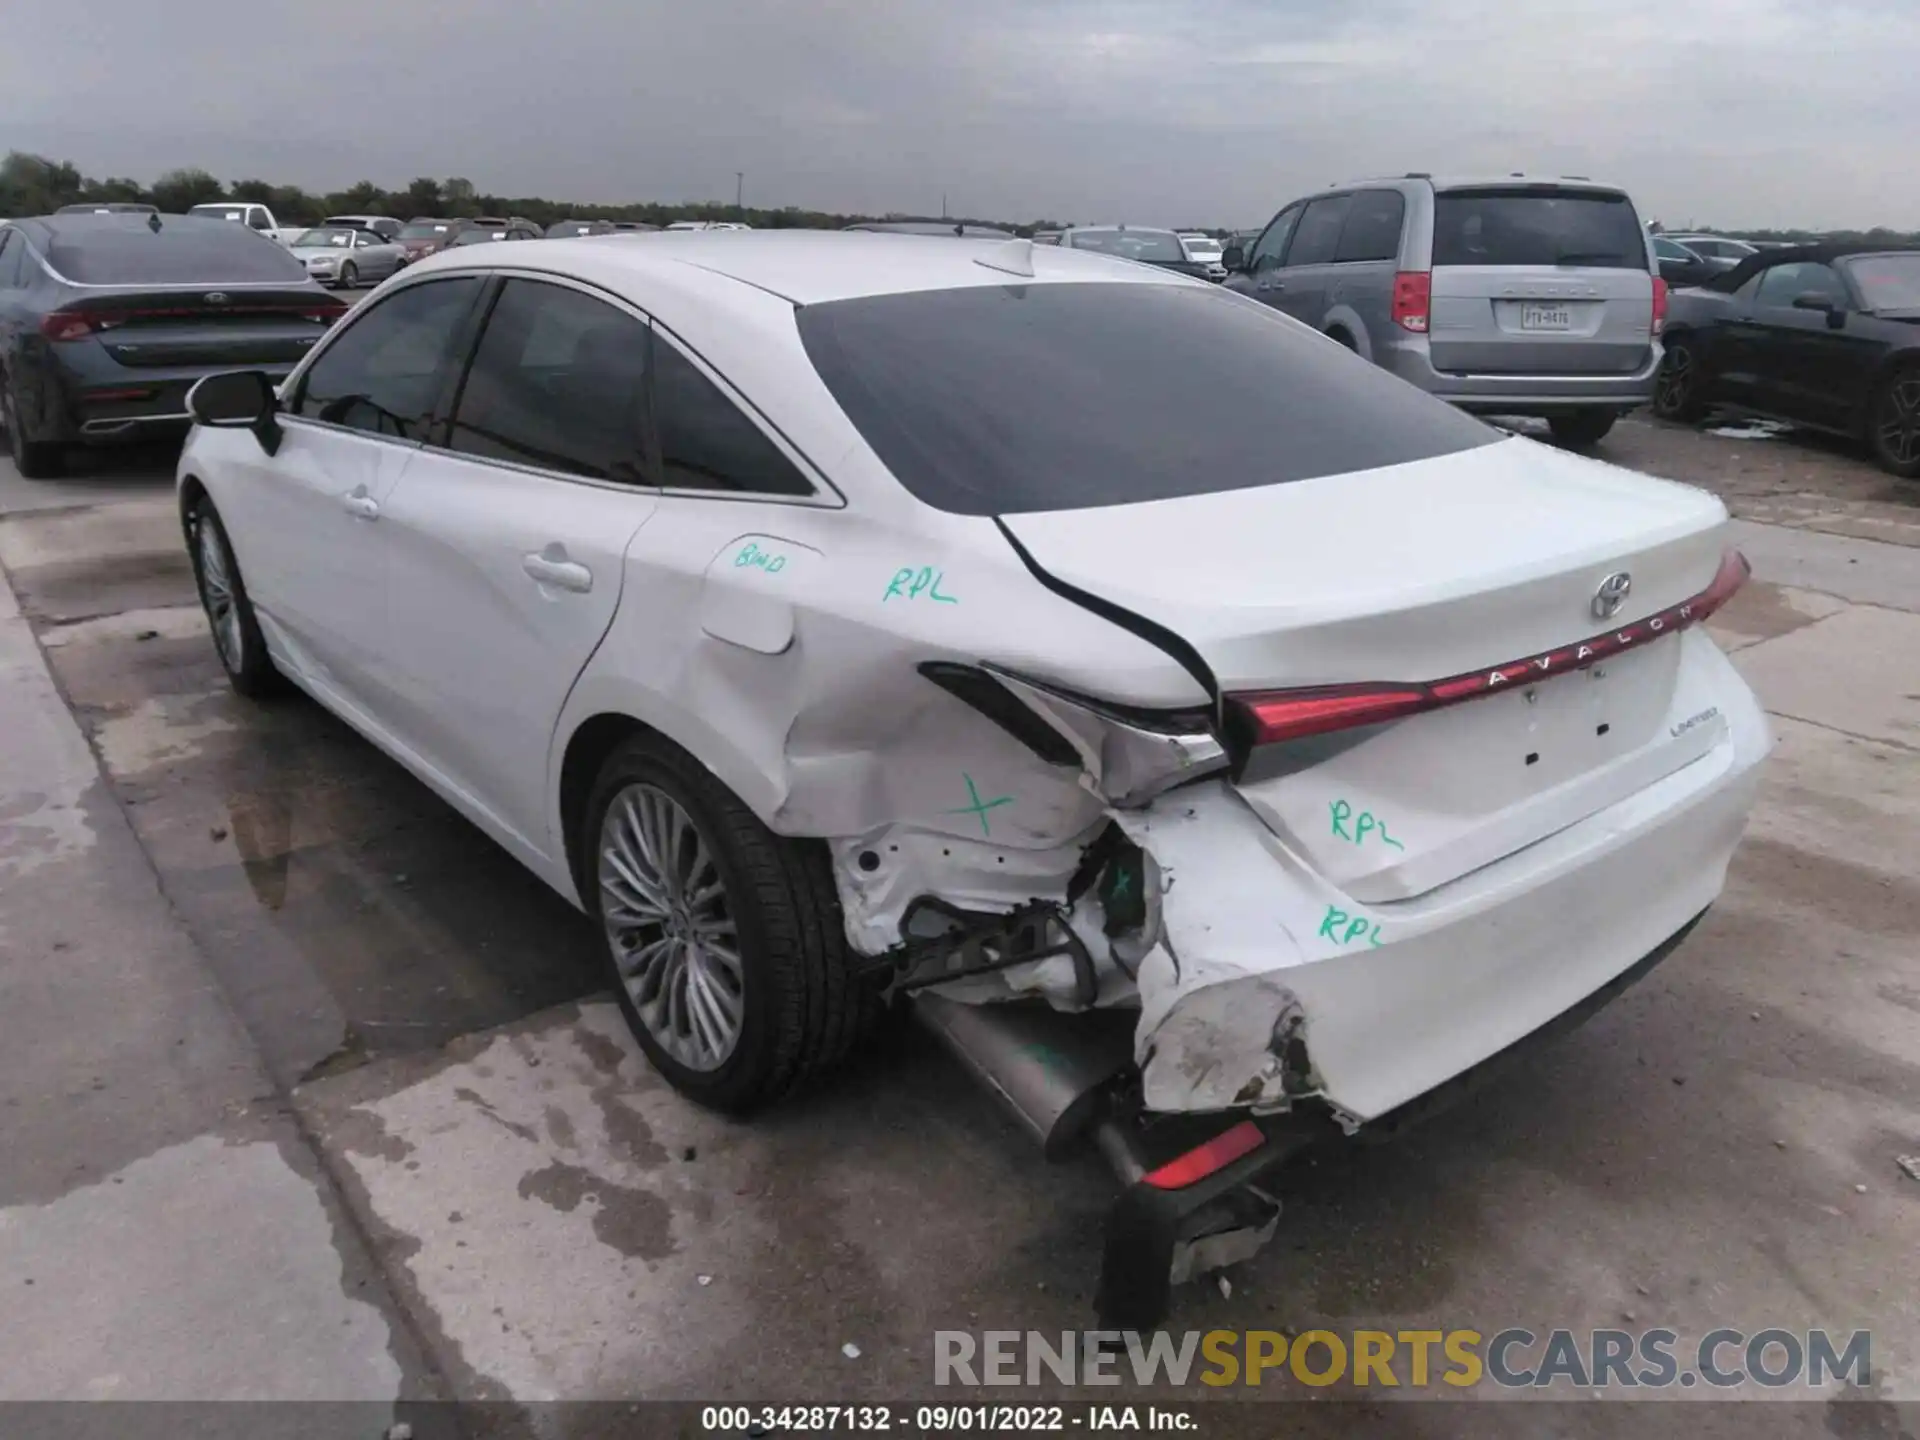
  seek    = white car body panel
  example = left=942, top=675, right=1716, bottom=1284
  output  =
left=180, top=232, right=1771, bottom=1124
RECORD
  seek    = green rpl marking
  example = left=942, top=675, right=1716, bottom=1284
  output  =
left=883, top=565, right=959, bottom=604
left=1329, top=799, right=1406, bottom=852
left=1317, top=903, right=1384, bottom=948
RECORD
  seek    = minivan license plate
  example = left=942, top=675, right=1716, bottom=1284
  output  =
left=1521, top=303, right=1573, bottom=331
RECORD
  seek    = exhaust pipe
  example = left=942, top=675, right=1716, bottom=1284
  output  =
left=910, top=992, right=1136, bottom=1159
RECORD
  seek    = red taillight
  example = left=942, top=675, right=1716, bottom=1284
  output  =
left=1391, top=271, right=1431, bottom=332
left=1228, top=549, right=1751, bottom=749
left=39, top=312, right=100, bottom=342
left=1652, top=276, right=1669, bottom=336
left=1142, top=1121, right=1265, bottom=1190
left=300, top=303, right=349, bottom=325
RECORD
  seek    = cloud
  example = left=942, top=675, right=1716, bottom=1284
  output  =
left=1, top=0, right=1913, bottom=229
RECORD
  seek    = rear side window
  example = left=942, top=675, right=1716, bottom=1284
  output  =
left=44, top=217, right=309, bottom=284
left=447, top=279, right=650, bottom=483
left=292, top=276, right=484, bottom=439
left=1432, top=189, right=1648, bottom=269
left=1285, top=196, right=1353, bottom=267
left=798, top=282, right=1497, bottom=516
left=0, top=231, right=26, bottom=288
left=652, top=337, right=814, bottom=496
left=1335, top=190, right=1406, bottom=263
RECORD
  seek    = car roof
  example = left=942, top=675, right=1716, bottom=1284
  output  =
left=1706, top=242, right=1920, bottom=292
left=402, top=229, right=1201, bottom=306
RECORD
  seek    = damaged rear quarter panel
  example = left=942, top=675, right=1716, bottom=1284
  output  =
left=548, top=483, right=1204, bottom=937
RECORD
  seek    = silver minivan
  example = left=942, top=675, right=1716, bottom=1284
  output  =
left=1224, top=175, right=1664, bottom=448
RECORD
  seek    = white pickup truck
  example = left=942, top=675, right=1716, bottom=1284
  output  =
left=185, top=201, right=299, bottom=246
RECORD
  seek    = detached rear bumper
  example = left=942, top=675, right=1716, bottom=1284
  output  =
left=1123, top=635, right=1769, bottom=1125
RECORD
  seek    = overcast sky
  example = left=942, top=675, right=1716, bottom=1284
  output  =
left=6, top=0, right=1915, bottom=229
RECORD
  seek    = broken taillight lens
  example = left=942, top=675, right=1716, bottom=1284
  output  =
left=1226, top=549, right=1750, bottom=750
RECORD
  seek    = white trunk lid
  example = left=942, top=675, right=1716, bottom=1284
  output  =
left=1000, top=437, right=1734, bottom=899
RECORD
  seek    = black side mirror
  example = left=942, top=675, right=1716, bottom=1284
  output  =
left=1222, top=245, right=1246, bottom=272
left=188, top=370, right=283, bottom=454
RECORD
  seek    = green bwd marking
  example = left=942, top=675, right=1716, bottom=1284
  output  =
left=1329, top=799, right=1406, bottom=852
left=944, top=772, right=1013, bottom=837
left=1317, top=904, right=1384, bottom=948
left=734, top=541, right=788, bottom=573
left=882, top=565, right=958, bottom=604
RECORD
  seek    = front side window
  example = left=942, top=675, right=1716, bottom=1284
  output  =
left=798, top=281, right=1496, bottom=516
left=446, top=279, right=651, bottom=483
left=1248, top=207, right=1301, bottom=274
left=1754, top=262, right=1845, bottom=308
left=291, top=276, right=484, bottom=439
left=652, top=334, right=814, bottom=496
left=1285, top=195, right=1354, bottom=267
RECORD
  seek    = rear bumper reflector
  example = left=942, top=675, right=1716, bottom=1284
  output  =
left=1141, top=1119, right=1266, bottom=1189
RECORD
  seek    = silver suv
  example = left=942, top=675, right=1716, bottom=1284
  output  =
left=1224, top=175, right=1664, bottom=448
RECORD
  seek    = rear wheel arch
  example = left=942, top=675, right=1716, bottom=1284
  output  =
left=560, top=712, right=660, bottom=900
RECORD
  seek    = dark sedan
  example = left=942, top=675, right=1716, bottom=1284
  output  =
left=1054, top=226, right=1215, bottom=279
left=0, top=213, right=346, bottom=478
left=1654, top=243, right=1920, bottom=478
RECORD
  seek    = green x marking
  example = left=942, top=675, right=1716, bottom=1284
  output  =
left=945, top=773, right=1014, bottom=837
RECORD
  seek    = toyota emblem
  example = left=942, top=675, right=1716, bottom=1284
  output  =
left=203, top=292, right=230, bottom=305
left=1592, top=571, right=1633, bottom=620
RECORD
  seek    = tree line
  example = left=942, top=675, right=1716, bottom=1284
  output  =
left=0, top=151, right=1074, bottom=236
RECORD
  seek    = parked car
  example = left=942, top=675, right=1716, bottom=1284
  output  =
left=1653, top=236, right=1721, bottom=289
left=1664, top=234, right=1758, bottom=267
left=321, top=214, right=404, bottom=242
left=288, top=225, right=409, bottom=289
left=55, top=202, right=158, bottom=215
left=397, top=218, right=462, bottom=262
left=1177, top=232, right=1229, bottom=281
left=186, top=201, right=296, bottom=246
left=665, top=221, right=751, bottom=232
left=1653, top=244, right=1920, bottom=478
left=610, top=222, right=661, bottom=233
left=0, top=213, right=344, bottom=477
left=175, top=233, right=1766, bottom=1314
left=546, top=219, right=620, bottom=238
left=1056, top=226, right=1215, bottom=278
left=1225, top=175, right=1664, bottom=449
left=449, top=221, right=543, bottom=246
left=843, top=222, right=1015, bottom=238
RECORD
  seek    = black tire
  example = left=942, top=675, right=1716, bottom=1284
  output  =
left=1868, top=365, right=1920, bottom=480
left=2, top=380, right=66, bottom=479
left=583, top=733, right=875, bottom=1114
left=1652, top=335, right=1708, bottom=422
left=186, top=495, right=282, bottom=698
left=340, top=261, right=358, bottom=289
left=1548, top=408, right=1618, bottom=450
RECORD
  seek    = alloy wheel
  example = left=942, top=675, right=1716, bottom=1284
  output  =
left=1877, top=374, right=1920, bottom=469
left=1655, top=347, right=1692, bottom=416
left=598, top=782, right=744, bottom=1072
left=195, top=519, right=245, bottom=672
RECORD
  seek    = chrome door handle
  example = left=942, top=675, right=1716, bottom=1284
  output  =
left=342, top=492, right=380, bottom=520
left=523, top=552, right=593, bottom=593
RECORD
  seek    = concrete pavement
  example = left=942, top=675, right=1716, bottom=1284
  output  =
left=0, top=419, right=1915, bottom=1431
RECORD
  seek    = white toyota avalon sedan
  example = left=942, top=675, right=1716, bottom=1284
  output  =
left=177, top=231, right=1769, bottom=1144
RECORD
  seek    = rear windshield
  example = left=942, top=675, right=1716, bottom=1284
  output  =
left=1070, top=230, right=1187, bottom=262
left=1433, top=189, right=1647, bottom=269
left=45, top=218, right=309, bottom=284
left=1845, top=253, right=1920, bottom=313
left=798, top=282, right=1498, bottom=515
left=400, top=223, right=450, bottom=239
left=453, top=230, right=506, bottom=245
left=293, top=228, right=356, bottom=248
